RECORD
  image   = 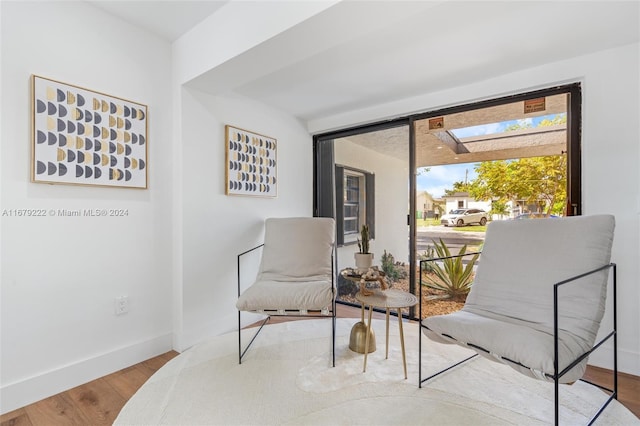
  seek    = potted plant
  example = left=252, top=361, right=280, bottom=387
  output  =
left=354, top=224, right=373, bottom=272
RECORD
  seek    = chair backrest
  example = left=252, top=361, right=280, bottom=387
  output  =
left=258, top=217, right=335, bottom=282
left=463, top=214, right=615, bottom=346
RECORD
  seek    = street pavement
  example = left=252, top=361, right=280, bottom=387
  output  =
left=416, top=225, right=485, bottom=255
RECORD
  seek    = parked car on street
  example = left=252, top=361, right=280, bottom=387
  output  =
left=441, top=208, right=489, bottom=227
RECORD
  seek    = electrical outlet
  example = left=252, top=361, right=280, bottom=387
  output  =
left=115, top=296, right=129, bottom=315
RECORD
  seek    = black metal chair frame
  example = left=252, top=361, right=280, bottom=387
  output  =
left=418, top=252, right=617, bottom=426
left=237, top=244, right=337, bottom=367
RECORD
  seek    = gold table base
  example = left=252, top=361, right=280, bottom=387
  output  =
left=349, top=321, right=376, bottom=354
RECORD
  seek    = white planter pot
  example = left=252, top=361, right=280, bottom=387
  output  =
left=354, top=253, right=373, bottom=272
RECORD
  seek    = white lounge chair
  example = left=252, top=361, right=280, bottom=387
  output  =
left=419, top=214, right=617, bottom=425
left=237, top=217, right=336, bottom=365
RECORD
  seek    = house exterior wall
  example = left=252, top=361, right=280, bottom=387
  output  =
left=417, top=191, right=436, bottom=218
left=334, top=138, right=409, bottom=270
left=443, top=194, right=491, bottom=215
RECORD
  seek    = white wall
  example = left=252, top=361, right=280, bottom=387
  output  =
left=0, top=1, right=173, bottom=413
left=169, top=0, right=326, bottom=354
left=176, top=87, right=313, bottom=350
left=334, top=139, right=409, bottom=270
left=311, top=43, right=640, bottom=376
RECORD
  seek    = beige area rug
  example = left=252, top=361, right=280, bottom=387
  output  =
left=115, top=319, right=638, bottom=425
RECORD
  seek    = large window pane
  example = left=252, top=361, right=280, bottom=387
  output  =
left=413, top=93, right=569, bottom=321
left=332, top=127, right=409, bottom=307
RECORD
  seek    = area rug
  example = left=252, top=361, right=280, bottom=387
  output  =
left=115, top=319, right=638, bottom=425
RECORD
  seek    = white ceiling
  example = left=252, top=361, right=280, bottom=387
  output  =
left=86, top=0, right=228, bottom=42
left=85, top=1, right=640, bottom=127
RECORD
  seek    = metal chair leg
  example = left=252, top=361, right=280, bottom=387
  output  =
left=238, top=312, right=270, bottom=364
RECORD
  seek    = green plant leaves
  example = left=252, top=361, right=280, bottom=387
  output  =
left=421, top=239, right=480, bottom=298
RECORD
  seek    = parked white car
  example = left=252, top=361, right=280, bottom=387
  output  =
left=441, top=208, right=488, bottom=227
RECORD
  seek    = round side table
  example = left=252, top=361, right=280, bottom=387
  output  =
left=356, top=289, right=418, bottom=379
left=340, top=268, right=388, bottom=353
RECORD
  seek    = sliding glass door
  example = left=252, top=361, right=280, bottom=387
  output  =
left=314, top=83, right=581, bottom=320
left=315, top=123, right=412, bottom=309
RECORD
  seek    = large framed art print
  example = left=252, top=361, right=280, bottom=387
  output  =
left=225, top=125, right=277, bottom=197
left=31, top=75, right=148, bottom=189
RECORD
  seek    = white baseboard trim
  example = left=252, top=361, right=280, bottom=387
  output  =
left=0, top=333, right=173, bottom=415
left=178, top=311, right=263, bottom=352
left=587, top=343, right=640, bottom=377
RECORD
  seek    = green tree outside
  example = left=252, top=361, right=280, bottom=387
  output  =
left=464, top=114, right=567, bottom=215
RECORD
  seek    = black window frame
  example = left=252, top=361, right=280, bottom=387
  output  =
left=335, top=164, right=375, bottom=247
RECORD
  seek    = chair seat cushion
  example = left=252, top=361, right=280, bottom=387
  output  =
left=237, top=279, right=334, bottom=312
left=422, top=310, right=590, bottom=383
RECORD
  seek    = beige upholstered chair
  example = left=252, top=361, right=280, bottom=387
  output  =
left=237, top=217, right=336, bottom=365
left=419, top=214, right=617, bottom=425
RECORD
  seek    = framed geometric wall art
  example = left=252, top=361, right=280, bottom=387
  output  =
left=225, top=125, right=277, bottom=197
left=31, top=75, right=148, bottom=189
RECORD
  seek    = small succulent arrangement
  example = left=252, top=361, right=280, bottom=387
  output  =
left=357, top=224, right=370, bottom=254
left=380, top=250, right=407, bottom=283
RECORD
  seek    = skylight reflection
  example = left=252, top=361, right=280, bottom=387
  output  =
left=451, top=113, right=566, bottom=139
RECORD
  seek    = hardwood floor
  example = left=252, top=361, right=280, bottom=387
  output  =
left=2, top=305, right=638, bottom=425
left=583, top=365, right=640, bottom=419
left=0, top=351, right=179, bottom=426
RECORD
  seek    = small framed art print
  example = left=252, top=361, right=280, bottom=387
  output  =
left=225, top=125, right=277, bottom=197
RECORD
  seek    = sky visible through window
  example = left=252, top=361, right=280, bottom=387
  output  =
left=417, top=114, right=564, bottom=197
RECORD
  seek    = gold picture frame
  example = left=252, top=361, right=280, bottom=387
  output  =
left=31, top=75, right=148, bottom=189
left=225, top=125, right=277, bottom=197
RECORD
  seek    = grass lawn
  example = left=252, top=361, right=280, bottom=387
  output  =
left=451, top=225, right=487, bottom=232
left=417, top=218, right=441, bottom=227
